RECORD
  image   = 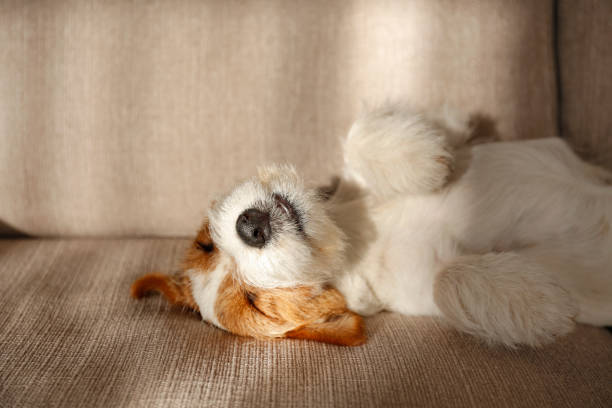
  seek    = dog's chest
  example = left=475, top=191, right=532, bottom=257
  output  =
left=332, top=196, right=457, bottom=316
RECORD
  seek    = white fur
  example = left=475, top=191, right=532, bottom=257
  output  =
left=189, top=259, right=231, bottom=328
left=344, top=105, right=455, bottom=197
left=205, top=103, right=612, bottom=347
left=434, top=252, right=577, bottom=347
left=208, top=164, right=346, bottom=288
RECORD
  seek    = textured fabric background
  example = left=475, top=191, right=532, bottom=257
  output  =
left=558, top=0, right=612, bottom=165
left=0, top=0, right=556, bottom=237
left=2, top=2, right=611, bottom=406
left=1, top=239, right=611, bottom=408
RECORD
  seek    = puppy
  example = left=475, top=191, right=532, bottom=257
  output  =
left=132, top=104, right=612, bottom=347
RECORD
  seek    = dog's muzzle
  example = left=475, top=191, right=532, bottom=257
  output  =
left=236, top=208, right=271, bottom=248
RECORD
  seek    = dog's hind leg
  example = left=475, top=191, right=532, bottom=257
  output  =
left=433, top=252, right=577, bottom=347
left=342, top=103, right=473, bottom=198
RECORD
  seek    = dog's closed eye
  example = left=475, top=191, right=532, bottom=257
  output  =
left=196, top=241, right=214, bottom=253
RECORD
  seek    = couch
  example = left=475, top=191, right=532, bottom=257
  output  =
left=1, top=1, right=611, bottom=406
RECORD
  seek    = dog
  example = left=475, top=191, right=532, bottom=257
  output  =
left=132, top=104, right=612, bottom=347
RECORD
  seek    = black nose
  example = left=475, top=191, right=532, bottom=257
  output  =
left=236, top=208, right=271, bottom=248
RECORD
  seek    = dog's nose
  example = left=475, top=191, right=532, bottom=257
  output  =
left=236, top=208, right=271, bottom=248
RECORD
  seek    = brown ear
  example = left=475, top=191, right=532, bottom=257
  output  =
left=131, top=272, right=199, bottom=311
left=285, top=311, right=366, bottom=346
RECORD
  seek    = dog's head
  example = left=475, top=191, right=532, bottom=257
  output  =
left=209, top=164, right=347, bottom=288
left=131, top=165, right=365, bottom=346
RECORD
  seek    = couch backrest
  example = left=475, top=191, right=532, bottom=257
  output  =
left=558, top=0, right=612, bottom=162
left=0, top=0, right=569, bottom=237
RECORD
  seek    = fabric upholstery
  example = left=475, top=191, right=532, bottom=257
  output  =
left=558, top=0, right=612, bottom=166
left=1, top=239, right=611, bottom=408
left=0, top=0, right=557, bottom=237
left=3, top=2, right=611, bottom=407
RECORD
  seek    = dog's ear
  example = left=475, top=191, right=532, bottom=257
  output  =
left=131, top=272, right=199, bottom=311
left=284, top=311, right=366, bottom=346
left=250, top=284, right=368, bottom=346
left=215, top=281, right=367, bottom=346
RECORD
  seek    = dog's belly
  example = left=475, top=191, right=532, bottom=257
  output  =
left=444, top=140, right=612, bottom=256
left=334, top=138, right=612, bottom=318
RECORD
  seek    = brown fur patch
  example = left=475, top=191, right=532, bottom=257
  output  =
left=132, top=219, right=366, bottom=346
left=285, top=312, right=366, bottom=346
left=214, top=274, right=294, bottom=338
left=215, top=276, right=366, bottom=346
left=131, top=220, right=219, bottom=312
left=130, top=272, right=198, bottom=311
left=182, top=220, right=218, bottom=271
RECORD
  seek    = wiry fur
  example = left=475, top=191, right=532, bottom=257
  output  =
left=344, top=105, right=456, bottom=198
left=132, top=219, right=365, bottom=346
left=208, top=164, right=346, bottom=288
left=135, top=103, right=612, bottom=347
left=434, top=253, right=577, bottom=347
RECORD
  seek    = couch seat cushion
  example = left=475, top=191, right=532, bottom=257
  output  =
left=1, top=239, right=611, bottom=407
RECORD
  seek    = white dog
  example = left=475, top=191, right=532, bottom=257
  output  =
left=133, top=104, right=612, bottom=347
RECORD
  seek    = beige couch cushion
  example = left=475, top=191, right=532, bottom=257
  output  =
left=1, top=239, right=611, bottom=407
left=558, top=0, right=612, bottom=164
left=0, top=0, right=557, bottom=237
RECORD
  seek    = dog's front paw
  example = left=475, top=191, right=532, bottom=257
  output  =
left=344, top=106, right=455, bottom=197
